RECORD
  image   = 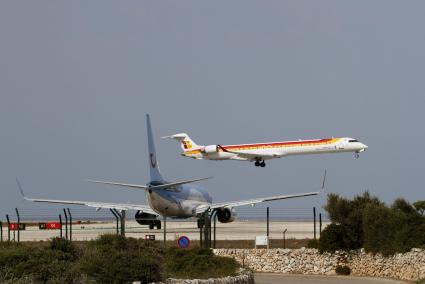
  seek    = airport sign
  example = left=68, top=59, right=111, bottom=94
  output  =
left=177, top=236, right=190, bottom=248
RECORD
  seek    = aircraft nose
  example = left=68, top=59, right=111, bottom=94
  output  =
left=362, top=143, right=368, bottom=150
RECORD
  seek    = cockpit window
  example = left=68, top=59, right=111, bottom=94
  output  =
left=349, top=139, right=358, bottom=143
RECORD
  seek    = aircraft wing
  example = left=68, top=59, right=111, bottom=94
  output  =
left=195, top=192, right=319, bottom=214
left=217, top=145, right=281, bottom=160
left=87, top=177, right=211, bottom=192
left=16, top=179, right=157, bottom=215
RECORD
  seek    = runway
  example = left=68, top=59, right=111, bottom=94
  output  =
left=0, top=220, right=328, bottom=242
left=254, top=273, right=408, bottom=284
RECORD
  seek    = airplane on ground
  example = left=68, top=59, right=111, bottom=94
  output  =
left=163, top=133, right=368, bottom=167
left=17, top=115, right=322, bottom=229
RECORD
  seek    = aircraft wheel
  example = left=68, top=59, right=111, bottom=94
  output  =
left=149, top=223, right=154, bottom=230
left=260, top=161, right=266, bottom=167
left=255, top=161, right=260, bottom=167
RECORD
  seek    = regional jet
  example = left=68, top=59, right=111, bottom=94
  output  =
left=164, top=133, right=368, bottom=167
left=17, top=115, right=321, bottom=229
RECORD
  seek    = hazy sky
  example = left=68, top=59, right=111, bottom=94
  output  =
left=1, top=1, right=424, bottom=220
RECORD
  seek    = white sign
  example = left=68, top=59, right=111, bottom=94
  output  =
left=255, top=235, right=269, bottom=246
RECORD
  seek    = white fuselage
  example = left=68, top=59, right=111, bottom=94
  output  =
left=183, top=137, right=368, bottom=161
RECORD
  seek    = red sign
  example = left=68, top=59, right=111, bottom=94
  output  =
left=9, top=223, right=25, bottom=230
left=46, top=222, right=62, bottom=230
left=39, top=222, right=62, bottom=230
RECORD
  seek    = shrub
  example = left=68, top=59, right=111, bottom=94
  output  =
left=318, top=224, right=349, bottom=253
left=80, top=234, right=164, bottom=283
left=165, top=247, right=239, bottom=279
left=335, top=265, right=351, bottom=275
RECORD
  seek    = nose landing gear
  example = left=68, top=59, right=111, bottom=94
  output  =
left=254, top=160, right=266, bottom=167
left=354, top=152, right=360, bottom=159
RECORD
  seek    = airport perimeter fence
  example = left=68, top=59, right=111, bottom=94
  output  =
left=0, top=206, right=329, bottom=244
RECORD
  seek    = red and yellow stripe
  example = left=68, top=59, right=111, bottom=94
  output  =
left=184, top=138, right=341, bottom=155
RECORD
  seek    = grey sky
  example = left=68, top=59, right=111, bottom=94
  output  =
left=1, top=1, right=424, bottom=219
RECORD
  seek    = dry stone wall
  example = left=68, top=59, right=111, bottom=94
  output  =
left=213, top=248, right=425, bottom=281
left=150, top=269, right=254, bottom=284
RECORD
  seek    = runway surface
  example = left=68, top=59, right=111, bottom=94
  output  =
left=254, top=273, right=408, bottom=284
left=1, top=220, right=328, bottom=241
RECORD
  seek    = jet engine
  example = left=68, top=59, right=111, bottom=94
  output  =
left=216, top=207, right=236, bottom=223
left=201, top=145, right=219, bottom=154
left=135, top=211, right=161, bottom=229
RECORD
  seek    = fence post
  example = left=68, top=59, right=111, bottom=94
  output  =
left=319, top=213, right=322, bottom=238
left=59, top=214, right=63, bottom=238
left=67, top=208, right=72, bottom=241
left=110, top=209, right=119, bottom=235
left=313, top=207, right=317, bottom=240
left=15, top=208, right=20, bottom=242
left=0, top=221, right=2, bottom=242
left=6, top=214, right=10, bottom=242
left=63, top=209, right=68, bottom=240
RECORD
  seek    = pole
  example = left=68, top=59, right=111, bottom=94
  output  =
left=6, top=214, right=10, bottom=242
left=59, top=214, right=63, bottom=238
left=67, top=208, right=72, bottom=241
left=199, top=219, right=203, bottom=248
left=0, top=221, right=2, bottom=242
left=120, top=210, right=126, bottom=236
left=163, top=215, right=166, bottom=247
left=313, top=207, right=317, bottom=240
left=213, top=211, right=217, bottom=249
left=110, top=209, right=119, bottom=235
left=15, top=208, right=20, bottom=242
left=319, top=213, right=322, bottom=238
left=63, top=209, right=68, bottom=240
left=283, top=228, right=287, bottom=249
left=266, top=207, right=270, bottom=237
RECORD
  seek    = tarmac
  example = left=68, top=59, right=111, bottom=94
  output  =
left=0, top=220, right=329, bottom=242
left=254, top=273, right=408, bottom=284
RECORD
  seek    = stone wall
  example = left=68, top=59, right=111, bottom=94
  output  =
left=152, top=269, right=254, bottom=284
left=213, top=248, right=425, bottom=281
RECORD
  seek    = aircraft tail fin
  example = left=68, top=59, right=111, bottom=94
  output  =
left=146, top=114, right=164, bottom=182
left=162, top=133, right=201, bottom=152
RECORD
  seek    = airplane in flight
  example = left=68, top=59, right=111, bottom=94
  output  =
left=17, top=115, right=321, bottom=229
left=164, top=133, right=368, bottom=167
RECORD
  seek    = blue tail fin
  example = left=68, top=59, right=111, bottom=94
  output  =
left=146, top=114, right=164, bottom=182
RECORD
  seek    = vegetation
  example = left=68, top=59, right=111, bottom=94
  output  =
left=0, top=235, right=239, bottom=283
left=165, top=246, right=239, bottom=279
left=319, top=192, right=425, bottom=256
left=335, top=265, right=351, bottom=275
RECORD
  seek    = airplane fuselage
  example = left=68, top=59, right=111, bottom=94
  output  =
left=183, top=137, right=367, bottom=161
left=146, top=183, right=212, bottom=218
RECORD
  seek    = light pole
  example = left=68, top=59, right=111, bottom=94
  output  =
left=283, top=228, right=287, bottom=249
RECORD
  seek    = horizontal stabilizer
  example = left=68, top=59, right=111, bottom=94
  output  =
left=87, top=177, right=212, bottom=192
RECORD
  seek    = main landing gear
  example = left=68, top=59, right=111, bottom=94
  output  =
left=254, top=160, right=266, bottom=167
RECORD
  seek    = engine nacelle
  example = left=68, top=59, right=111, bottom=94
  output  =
left=201, top=145, right=219, bottom=154
left=216, top=207, right=236, bottom=223
left=135, top=211, right=157, bottom=226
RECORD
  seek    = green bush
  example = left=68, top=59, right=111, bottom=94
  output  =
left=165, top=246, right=239, bottom=279
left=318, top=224, right=350, bottom=253
left=0, top=241, right=82, bottom=283
left=0, top=235, right=240, bottom=283
left=335, top=265, right=351, bottom=275
left=320, top=193, right=425, bottom=255
left=80, top=234, right=164, bottom=283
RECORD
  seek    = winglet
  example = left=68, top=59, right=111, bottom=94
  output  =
left=16, top=178, right=28, bottom=200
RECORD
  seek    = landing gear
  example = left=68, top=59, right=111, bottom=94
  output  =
left=254, top=160, right=266, bottom=167
left=148, top=220, right=161, bottom=230
left=354, top=152, right=360, bottom=159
